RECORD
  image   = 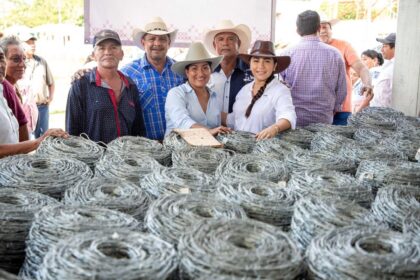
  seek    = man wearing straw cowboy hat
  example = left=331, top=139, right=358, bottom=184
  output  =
left=121, top=17, right=183, bottom=141
left=203, top=19, right=252, bottom=114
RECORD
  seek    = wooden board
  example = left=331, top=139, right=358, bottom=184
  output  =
left=173, top=128, right=223, bottom=148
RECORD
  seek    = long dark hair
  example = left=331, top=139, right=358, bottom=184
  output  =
left=245, top=74, right=275, bottom=118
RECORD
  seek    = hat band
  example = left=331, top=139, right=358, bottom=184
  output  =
left=146, top=27, right=169, bottom=32
left=250, top=50, right=275, bottom=56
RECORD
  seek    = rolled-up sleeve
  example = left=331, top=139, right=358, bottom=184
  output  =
left=165, top=86, right=196, bottom=133
left=274, top=86, right=297, bottom=129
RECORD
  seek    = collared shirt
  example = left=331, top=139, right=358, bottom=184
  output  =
left=208, top=58, right=252, bottom=113
left=371, top=58, right=394, bottom=107
left=120, top=55, right=184, bottom=140
left=1, top=79, right=27, bottom=126
left=0, top=83, right=19, bottom=144
left=281, top=35, right=347, bottom=127
left=165, top=82, right=221, bottom=135
left=65, top=68, right=145, bottom=144
left=227, top=79, right=296, bottom=134
left=352, top=66, right=381, bottom=113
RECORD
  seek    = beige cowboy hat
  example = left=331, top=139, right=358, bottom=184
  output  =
left=319, top=12, right=340, bottom=26
left=171, top=42, right=224, bottom=77
left=132, top=16, right=178, bottom=49
left=203, top=19, right=252, bottom=55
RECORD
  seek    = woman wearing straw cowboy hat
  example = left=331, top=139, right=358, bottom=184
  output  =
left=224, top=40, right=296, bottom=140
left=165, top=42, right=231, bottom=136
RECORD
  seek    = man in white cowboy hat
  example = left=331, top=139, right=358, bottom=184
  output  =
left=120, top=17, right=183, bottom=141
left=203, top=19, right=252, bottom=114
left=319, top=14, right=372, bottom=125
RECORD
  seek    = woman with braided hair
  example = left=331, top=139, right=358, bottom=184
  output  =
left=225, top=40, right=296, bottom=140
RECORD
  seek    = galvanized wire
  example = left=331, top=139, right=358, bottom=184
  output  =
left=310, top=132, right=356, bottom=152
left=163, top=131, right=189, bottom=151
left=353, top=127, right=393, bottom=145
left=217, top=179, right=295, bottom=229
left=305, top=122, right=357, bottom=138
left=252, top=137, right=303, bottom=161
left=36, top=135, right=104, bottom=170
left=216, top=154, right=289, bottom=183
left=306, top=225, right=420, bottom=279
left=107, top=136, right=172, bottom=166
left=0, top=154, right=93, bottom=200
left=403, top=208, right=420, bottom=236
left=172, top=146, right=235, bottom=175
left=0, top=188, right=59, bottom=274
left=20, top=205, right=140, bottom=280
left=339, top=144, right=408, bottom=165
left=380, top=132, right=420, bottom=161
left=37, top=229, right=178, bottom=280
left=179, top=219, right=303, bottom=279
left=279, top=128, right=314, bottom=149
left=145, top=193, right=247, bottom=245
left=140, top=167, right=215, bottom=198
left=348, top=106, right=405, bottom=130
left=216, top=131, right=256, bottom=153
left=0, top=269, right=17, bottom=280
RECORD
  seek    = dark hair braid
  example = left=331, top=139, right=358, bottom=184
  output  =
left=245, top=74, right=275, bottom=118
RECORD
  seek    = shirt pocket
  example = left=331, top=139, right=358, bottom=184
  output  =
left=138, top=84, right=156, bottom=112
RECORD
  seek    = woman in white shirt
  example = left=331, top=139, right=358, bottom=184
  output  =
left=225, top=40, right=296, bottom=140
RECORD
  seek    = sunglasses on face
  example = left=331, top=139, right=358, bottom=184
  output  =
left=8, top=56, right=26, bottom=64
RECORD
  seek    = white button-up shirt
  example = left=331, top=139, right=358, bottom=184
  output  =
left=209, top=71, right=232, bottom=113
left=0, top=83, right=19, bottom=144
left=371, top=58, right=394, bottom=107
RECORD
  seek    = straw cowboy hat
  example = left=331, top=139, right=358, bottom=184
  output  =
left=319, top=12, right=340, bottom=26
left=203, top=19, right=252, bottom=55
left=171, top=42, right=224, bottom=77
left=239, top=40, right=290, bottom=73
left=132, top=17, right=178, bottom=49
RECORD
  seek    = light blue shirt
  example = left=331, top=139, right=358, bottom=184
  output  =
left=165, top=82, right=221, bottom=135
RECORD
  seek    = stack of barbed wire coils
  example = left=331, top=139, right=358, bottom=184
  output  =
left=37, top=230, right=178, bottom=280
left=0, top=155, right=92, bottom=200
left=107, top=136, right=172, bottom=166
left=353, top=127, right=393, bottom=145
left=141, top=167, right=215, bottom=198
left=306, top=225, right=420, bottom=279
left=0, top=188, right=59, bottom=273
left=252, top=138, right=303, bottom=160
left=217, top=179, right=295, bottom=229
left=305, top=122, right=356, bottom=138
left=380, top=132, right=420, bottom=161
left=216, top=131, right=256, bottom=153
left=403, top=208, right=420, bottom=236
left=64, top=177, right=151, bottom=224
left=20, top=205, right=140, bottom=280
left=179, top=219, right=303, bottom=279
left=163, top=131, right=189, bottom=151
left=371, top=185, right=420, bottom=231
left=0, top=269, right=17, bottom=280
left=171, top=146, right=234, bottom=174
left=310, top=132, right=356, bottom=152
left=348, top=106, right=405, bottom=130
left=216, top=154, right=289, bottom=183
left=36, top=136, right=104, bottom=170
left=145, top=193, right=246, bottom=245
left=338, top=144, right=408, bottom=164
left=287, top=169, right=374, bottom=207
left=279, top=128, right=314, bottom=149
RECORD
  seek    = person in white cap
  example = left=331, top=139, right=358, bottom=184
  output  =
left=203, top=19, right=252, bottom=114
left=120, top=17, right=184, bottom=141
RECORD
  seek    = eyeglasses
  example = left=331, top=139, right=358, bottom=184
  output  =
left=7, top=56, right=26, bottom=64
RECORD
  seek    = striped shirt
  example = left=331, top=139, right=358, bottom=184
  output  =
left=281, top=35, right=347, bottom=127
left=120, top=55, right=184, bottom=140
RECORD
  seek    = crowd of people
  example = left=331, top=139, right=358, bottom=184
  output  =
left=0, top=10, right=397, bottom=155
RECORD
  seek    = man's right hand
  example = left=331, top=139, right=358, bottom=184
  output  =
left=71, top=68, right=92, bottom=82
left=209, top=126, right=232, bottom=136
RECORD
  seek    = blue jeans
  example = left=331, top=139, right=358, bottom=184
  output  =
left=34, top=104, right=49, bottom=138
left=332, top=112, right=351, bottom=126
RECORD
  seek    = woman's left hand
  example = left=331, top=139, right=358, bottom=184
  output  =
left=256, top=125, right=279, bottom=140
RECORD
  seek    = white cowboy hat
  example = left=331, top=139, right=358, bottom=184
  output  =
left=171, top=42, right=224, bottom=77
left=132, top=17, right=178, bottom=49
left=319, top=12, right=340, bottom=26
left=203, top=19, right=252, bottom=55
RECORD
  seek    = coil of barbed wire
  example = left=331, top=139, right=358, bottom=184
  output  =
left=163, top=131, right=189, bottom=151
left=107, top=136, right=172, bottom=166
left=278, top=128, right=314, bottom=149
left=145, top=193, right=246, bottom=245
left=403, top=208, right=420, bottom=236
left=216, top=130, right=256, bottom=153
left=305, top=122, right=356, bottom=138
left=140, top=167, right=215, bottom=198
left=0, top=154, right=92, bottom=200
left=0, top=269, right=17, bottom=280
left=380, top=132, right=420, bottom=161
left=37, top=229, right=178, bottom=280
left=216, top=154, right=289, bottom=184
left=353, top=127, right=393, bottom=145
left=348, top=106, right=405, bottom=130
left=0, top=188, right=59, bottom=273
left=291, top=196, right=371, bottom=251
left=20, top=205, right=140, bottom=280
left=310, top=132, right=356, bottom=152
left=252, top=137, right=303, bottom=160
left=217, top=179, right=295, bottom=229
left=306, top=225, right=420, bottom=279
left=64, top=177, right=151, bottom=225
left=287, top=169, right=374, bottom=208
left=339, top=143, right=408, bottom=164
left=37, top=135, right=104, bottom=170
left=179, top=218, right=303, bottom=279
left=172, top=146, right=235, bottom=175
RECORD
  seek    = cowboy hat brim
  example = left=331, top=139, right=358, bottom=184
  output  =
left=171, top=55, right=224, bottom=77
left=239, top=54, right=291, bottom=73
left=132, top=28, right=178, bottom=50
left=203, top=24, right=251, bottom=55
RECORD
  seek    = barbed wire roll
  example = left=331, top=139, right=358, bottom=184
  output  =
left=0, top=154, right=92, bottom=200
left=107, top=136, right=172, bottom=166
left=371, top=185, right=420, bottom=232
left=348, top=106, right=405, bottom=129
left=216, top=131, right=256, bottom=153
left=216, top=154, right=289, bottom=184
left=353, top=127, right=393, bottom=145
left=140, top=167, right=215, bottom=198
left=278, top=128, right=314, bottom=149
left=36, top=135, right=104, bottom=170
left=146, top=193, right=246, bottom=245
left=179, top=218, right=303, bottom=279
left=306, top=225, right=420, bottom=279
left=252, top=137, right=303, bottom=161
left=217, top=179, right=295, bottom=229
left=163, top=131, right=189, bottom=151
left=0, top=188, right=59, bottom=274
left=310, top=132, right=356, bottom=152
left=380, top=132, right=420, bottom=161
left=0, top=269, right=17, bottom=280
left=339, top=144, right=408, bottom=165
left=37, top=229, right=178, bottom=280
left=63, top=177, right=151, bottom=224
left=20, top=205, right=140, bottom=280
left=305, top=122, right=357, bottom=138
left=403, top=208, right=420, bottom=236
left=287, top=169, right=373, bottom=208
left=172, top=147, right=235, bottom=175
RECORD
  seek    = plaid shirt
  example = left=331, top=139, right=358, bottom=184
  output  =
left=120, top=56, right=184, bottom=140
